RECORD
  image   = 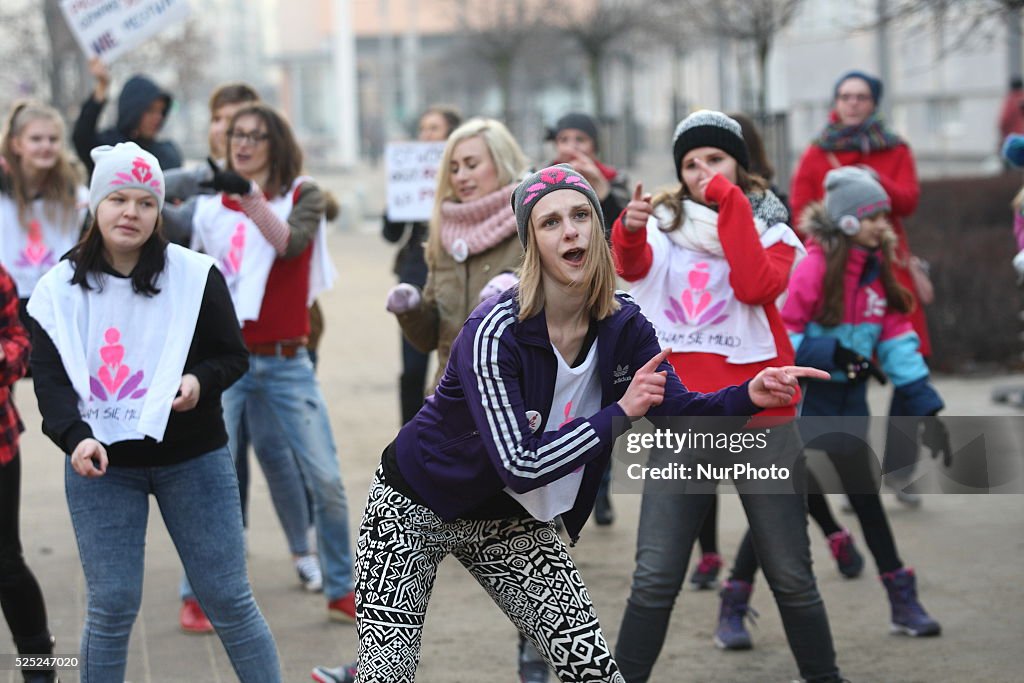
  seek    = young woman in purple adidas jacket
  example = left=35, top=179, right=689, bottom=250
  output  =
left=325, top=167, right=826, bottom=683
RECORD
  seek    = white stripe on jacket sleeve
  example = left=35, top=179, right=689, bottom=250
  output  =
left=471, top=301, right=601, bottom=480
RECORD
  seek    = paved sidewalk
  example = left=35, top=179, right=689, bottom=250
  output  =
left=6, top=225, right=1023, bottom=682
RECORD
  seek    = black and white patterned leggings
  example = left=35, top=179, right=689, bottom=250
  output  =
left=354, top=470, right=624, bottom=683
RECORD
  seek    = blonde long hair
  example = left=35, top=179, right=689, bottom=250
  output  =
left=425, top=118, right=527, bottom=266
left=517, top=211, right=620, bottom=321
left=1, top=100, right=81, bottom=227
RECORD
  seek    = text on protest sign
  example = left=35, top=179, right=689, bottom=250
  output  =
left=386, top=142, right=446, bottom=223
left=60, top=0, right=191, bottom=64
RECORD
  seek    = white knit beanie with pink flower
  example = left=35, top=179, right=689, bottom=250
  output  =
left=89, top=142, right=165, bottom=213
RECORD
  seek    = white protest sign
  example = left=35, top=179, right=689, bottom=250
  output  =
left=60, top=0, right=192, bottom=64
left=386, top=141, right=446, bottom=222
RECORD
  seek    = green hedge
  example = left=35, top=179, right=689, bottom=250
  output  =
left=905, top=173, right=1023, bottom=372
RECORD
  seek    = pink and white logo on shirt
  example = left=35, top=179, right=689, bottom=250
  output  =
left=664, top=262, right=730, bottom=326
left=89, top=327, right=148, bottom=402
left=15, top=220, right=55, bottom=269
left=221, top=222, right=246, bottom=276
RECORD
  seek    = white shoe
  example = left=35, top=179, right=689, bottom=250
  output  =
left=295, top=554, right=323, bottom=592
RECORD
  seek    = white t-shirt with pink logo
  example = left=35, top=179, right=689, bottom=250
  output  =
left=0, top=188, right=88, bottom=298
left=27, top=244, right=214, bottom=445
left=190, top=177, right=336, bottom=324
left=629, top=201, right=803, bottom=364
left=505, top=339, right=601, bottom=522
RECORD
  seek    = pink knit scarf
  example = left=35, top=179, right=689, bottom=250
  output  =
left=439, top=183, right=518, bottom=259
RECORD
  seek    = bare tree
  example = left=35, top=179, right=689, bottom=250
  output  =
left=0, top=2, right=210, bottom=138
left=448, top=0, right=543, bottom=128
left=871, top=0, right=1023, bottom=72
left=43, top=0, right=90, bottom=116
left=678, top=0, right=804, bottom=116
left=556, top=0, right=678, bottom=119
left=0, top=1, right=51, bottom=112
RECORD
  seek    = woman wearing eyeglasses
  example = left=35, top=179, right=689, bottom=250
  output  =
left=187, top=103, right=357, bottom=623
left=789, top=71, right=932, bottom=506
left=789, top=71, right=929, bottom=357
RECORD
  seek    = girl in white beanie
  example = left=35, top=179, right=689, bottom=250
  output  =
left=27, top=142, right=281, bottom=682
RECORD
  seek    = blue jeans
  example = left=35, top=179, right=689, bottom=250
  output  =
left=181, top=397, right=314, bottom=602
left=615, top=424, right=840, bottom=683
left=65, top=448, right=281, bottom=683
left=222, top=348, right=353, bottom=600
left=232, top=395, right=313, bottom=555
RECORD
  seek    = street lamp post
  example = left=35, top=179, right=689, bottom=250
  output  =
left=333, top=0, right=360, bottom=167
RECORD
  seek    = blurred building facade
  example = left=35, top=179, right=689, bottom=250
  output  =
left=264, top=0, right=1017, bottom=180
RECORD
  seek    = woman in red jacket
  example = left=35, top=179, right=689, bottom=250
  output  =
left=789, top=70, right=929, bottom=356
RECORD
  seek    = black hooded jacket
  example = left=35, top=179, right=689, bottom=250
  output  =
left=73, top=75, right=183, bottom=175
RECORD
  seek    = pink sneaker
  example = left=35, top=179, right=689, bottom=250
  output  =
left=827, top=529, right=864, bottom=578
left=689, top=552, right=723, bottom=590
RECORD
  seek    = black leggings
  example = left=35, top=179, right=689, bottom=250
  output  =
left=730, top=452, right=903, bottom=583
left=696, top=494, right=718, bottom=555
left=0, top=453, right=53, bottom=654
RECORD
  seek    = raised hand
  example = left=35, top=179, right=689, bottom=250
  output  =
left=624, top=182, right=654, bottom=233
left=691, top=157, right=719, bottom=201
left=88, top=57, right=111, bottom=101
left=748, top=366, right=831, bottom=409
left=618, top=348, right=671, bottom=417
left=386, top=283, right=421, bottom=314
left=479, top=271, right=519, bottom=303
left=198, top=158, right=252, bottom=196
left=561, top=150, right=610, bottom=199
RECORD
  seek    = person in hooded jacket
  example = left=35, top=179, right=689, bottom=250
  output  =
left=72, top=57, right=182, bottom=176
left=548, top=112, right=630, bottom=239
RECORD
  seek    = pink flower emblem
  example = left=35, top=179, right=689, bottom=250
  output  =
left=110, top=157, right=162, bottom=190
left=88, top=327, right=148, bottom=402
left=522, top=166, right=588, bottom=204
left=15, top=220, right=55, bottom=269
left=663, top=262, right=730, bottom=326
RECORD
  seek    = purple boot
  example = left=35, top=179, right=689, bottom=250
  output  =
left=881, top=567, right=941, bottom=637
left=714, top=580, right=758, bottom=650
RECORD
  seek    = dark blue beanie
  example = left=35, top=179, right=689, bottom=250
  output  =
left=834, top=70, right=883, bottom=105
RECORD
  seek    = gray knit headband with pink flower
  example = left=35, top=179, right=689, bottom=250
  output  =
left=511, top=164, right=604, bottom=246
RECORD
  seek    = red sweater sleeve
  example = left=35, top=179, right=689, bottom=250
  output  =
left=872, top=145, right=919, bottom=218
left=611, top=211, right=653, bottom=282
left=789, top=146, right=827, bottom=237
left=705, top=174, right=796, bottom=306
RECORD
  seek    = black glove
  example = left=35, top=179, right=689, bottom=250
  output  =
left=833, top=345, right=887, bottom=384
left=920, top=413, right=952, bottom=467
left=198, top=158, right=251, bottom=195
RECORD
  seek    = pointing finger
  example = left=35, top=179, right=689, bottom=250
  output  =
left=780, top=366, right=832, bottom=382
left=640, top=348, right=672, bottom=374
